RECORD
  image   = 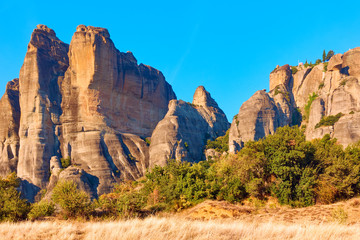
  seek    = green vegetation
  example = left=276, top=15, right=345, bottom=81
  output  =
left=304, top=93, right=318, bottom=121
left=274, top=86, right=290, bottom=102
left=52, top=180, right=93, bottom=218
left=340, top=79, right=347, bottom=86
left=323, top=50, right=326, bottom=62
left=145, top=138, right=151, bottom=146
left=291, top=66, right=298, bottom=75
left=315, top=113, right=343, bottom=128
left=205, top=129, right=229, bottom=152
left=326, top=50, right=335, bottom=61
left=323, top=62, right=328, bottom=72
left=3, top=126, right=360, bottom=221
left=61, top=157, right=71, bottom=169
left=318, top=82, right=325, bottom=89
left=233, top=115, right=239, bottom=126
left=0, top=173, right=30, bottom=222
left=28, top=200, right=54, bottom=220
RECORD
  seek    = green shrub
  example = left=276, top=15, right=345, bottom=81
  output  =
left=52, top=180, right=93, bottom=218
left=304, top=93, right=318, bottom=121
left=315, top=113, right=343, bottom=128
left=98, top=182, right=147, bottom=219
left=318, top=82, right=325, bottom=89
left=350, top=111, right=355, bottom=114
left=205, top=130, right=229, bottom=152
left=0, top=173, right=30, bottom=222
left=323, top=62, right=328, bottom=72
left=291, top=66, right=298, bottom=75
left=340, top=79, right=347, bottom=86
left=28, top=200, right=55, bottom=220
left=60, top=157, right=71, bottom=168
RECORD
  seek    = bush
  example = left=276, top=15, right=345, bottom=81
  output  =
left=52, top=180, right=93, bottom=218
left=304, top=93, right=318, bottom=121
left=205, top=130, right=229, bottom=152
left=60, top=157, right=71, bottom=168
left=291, top=66, right=298, bottom=75
left=0, top=173, right=30, bottom=222
left=315, top=113, right=343, bottom=128
left=28, top=200, right=55, bottom=220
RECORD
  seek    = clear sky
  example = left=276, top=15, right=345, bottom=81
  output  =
left=1, top=0, right=360, bottom=120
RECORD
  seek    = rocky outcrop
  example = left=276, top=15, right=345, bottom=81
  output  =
left=0, top=25, right=176, bottom=200
left=17, top=25, right=69, bottom=192
left=149, top=86, right=229, bottom=167
left=229, top=90, right=292, bottom=153
left=0, top=79, right=20, bottom=177
left=230, top=47, right=360, bottom=153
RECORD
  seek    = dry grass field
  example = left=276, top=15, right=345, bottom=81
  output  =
left=1, top=197, right=360, bottom=240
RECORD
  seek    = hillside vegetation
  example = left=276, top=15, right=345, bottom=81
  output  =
left=1, top=126, right=360, bottom=222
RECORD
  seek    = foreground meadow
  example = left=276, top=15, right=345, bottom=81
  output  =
left=1, top=216, right=359, bottom=240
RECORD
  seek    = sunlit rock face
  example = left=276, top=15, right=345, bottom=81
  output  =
left=149, top=86, right=229, bottom=167
left=0, top=25, right=176, bottom=200
left=230, top=48, right=360, bottom=153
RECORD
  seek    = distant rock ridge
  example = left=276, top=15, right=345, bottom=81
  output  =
left=229, top=47, right=360, bottom=153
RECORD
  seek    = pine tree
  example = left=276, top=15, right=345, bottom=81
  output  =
left=325, top=50, right=335, bottom=61
left=322, top=50, right=326, bottom=62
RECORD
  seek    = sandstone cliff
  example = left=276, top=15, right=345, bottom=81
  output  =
left=149, top=86, right=229, bottom=167
left=0, top=25, right=176, bottom=200
left=0, top=79, right=20, bottom=177
left=229, top=47, right=360, bottom=153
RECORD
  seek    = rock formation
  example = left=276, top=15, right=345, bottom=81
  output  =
left=0, top=25, right=177, bottom=200
left=149, top=86, right=229, bottom=167
left=230, top=47, right=360, bottom=153
left=0, top=79, right=20, bottom=177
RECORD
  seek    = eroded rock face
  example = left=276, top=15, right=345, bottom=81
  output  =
left=229, top=90, right=290, bottom=153
left=0, top=79, right=20, bottom=177
left=269, top=64, right=291, bottom=91
left=149, top=86, right=229, bottom=167
left=0, top=25, right=177, bottom=200
left=17, top=25, right=69, bottom=192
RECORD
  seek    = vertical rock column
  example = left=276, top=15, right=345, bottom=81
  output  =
left=17, top=25, right=69, bottom=190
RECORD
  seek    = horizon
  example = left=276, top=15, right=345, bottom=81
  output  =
left=1, top=1, right=360, bottom=119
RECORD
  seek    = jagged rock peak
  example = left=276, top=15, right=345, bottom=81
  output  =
left=35, top=24, right=56, bottom=36
left=75, top=25, right=110, bottom=38
left=192, top=86, right=219, bottom=108
left=269, top=64, right=291, bottom=91
left=5, top=78, right=19, bottom=92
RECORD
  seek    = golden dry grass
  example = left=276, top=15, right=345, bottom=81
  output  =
left=2, top=197, right=360, bottom=239
left=0, top=216, right=360, bottom=240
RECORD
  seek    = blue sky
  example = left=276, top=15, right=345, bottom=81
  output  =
left=1, top=1, right=360, bottom=120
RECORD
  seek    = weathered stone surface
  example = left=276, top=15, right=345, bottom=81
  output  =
left=0, top=25, right=177, bottom=200
left=57, top=25, right=175, bottom=196
left=0, top=79, right=20, bottom=177
left=294, top=64, right=324, bottom=109
left=328, top=54, right=343, bottom=71
left=333, top=113, right=360, bottom=146
left=269, top=64, right=292, bottom=91
left=229, top=90, right=282, bottom=153
left=149, top=86, right=229, bottom=167
left=342, top=47, right=360, bottom=78
left=17, top=25, right=69, bottom=194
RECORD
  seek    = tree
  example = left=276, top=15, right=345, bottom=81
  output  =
left=0, top=173, right=30, bottom=221
left=326, top=50, right=335, bottom=61
left=322, top=50, right=326, bottom=62
left=52, top=180, right=93, bottom=218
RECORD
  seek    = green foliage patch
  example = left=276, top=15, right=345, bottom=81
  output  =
left=304, top=93, right=318, bottom=121
left=315, top=113, right=343, bottom=128
left=205, top=130, right=229, bottom=153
